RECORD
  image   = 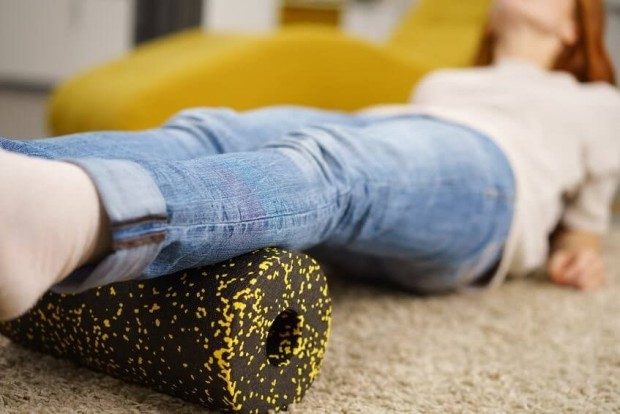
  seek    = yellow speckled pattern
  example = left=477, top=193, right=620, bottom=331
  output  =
left=0, top=248, right=332, bottom=414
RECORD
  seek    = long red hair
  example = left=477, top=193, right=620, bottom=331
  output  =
left=474, top=0, right=616, bottom=85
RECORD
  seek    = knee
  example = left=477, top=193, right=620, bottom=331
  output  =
left=162, top=108, right=238, bottom=137
left=265, top=127, right=382, bottom=244
left=263, top=126, right=363, bottom=189
left=162, top=108, right=241, bottom=151
left=164, top=107, right=237, bottom=127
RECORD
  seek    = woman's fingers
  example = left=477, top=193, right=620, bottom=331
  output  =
left=576, top=257, right=607, bottom=291
left=547, top=250, right=572, bottom=283
left=561, top=249, right=596, bottom=280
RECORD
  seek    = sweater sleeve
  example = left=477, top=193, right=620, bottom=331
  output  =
left=561, top=173, right=618, bottom=234
left=561, top=92, right=620, bottom=234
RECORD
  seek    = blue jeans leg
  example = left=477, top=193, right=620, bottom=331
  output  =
left=37, top=114, right=515, bottom=295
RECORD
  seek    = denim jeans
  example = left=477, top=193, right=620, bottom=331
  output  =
left=0, top=106, right=515, bottom=294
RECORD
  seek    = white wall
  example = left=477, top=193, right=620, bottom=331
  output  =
left=344, top=0, right=415, bottom=42
left=606, top=1, right=620, bottom=81
left=1, top=0, right=618, bottom=84
left=0, top=0, right=134, bottom=85
left=201, top=0, right=416, bottom=40
left=202, top=0, right=279, bottom=33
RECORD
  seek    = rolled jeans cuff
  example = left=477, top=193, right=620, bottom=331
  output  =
left=49, top=158, right=168, bottom=294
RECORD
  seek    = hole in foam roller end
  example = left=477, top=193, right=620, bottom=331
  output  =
left=266, top=308, right=303, bottom=367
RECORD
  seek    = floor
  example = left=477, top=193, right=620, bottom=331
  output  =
left=1, top=234, right=619, bottom=413
left=0, top=88, right=619, bottom=413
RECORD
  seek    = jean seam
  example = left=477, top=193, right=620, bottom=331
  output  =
left=154, top=180, right=513, bottom=231
left=112, top=215, right=168, bottom=229
left=112, top=232, right=167, bottom=250
left=163, top=195, right=349, bottom=230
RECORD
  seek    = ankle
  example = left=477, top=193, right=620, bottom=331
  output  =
left=53, top=162, right=112, bottom=279
left=0, top=150, right=112, bottom=319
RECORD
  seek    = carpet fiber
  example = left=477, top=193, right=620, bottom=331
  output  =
left=1, top=229, right=619, bottom=413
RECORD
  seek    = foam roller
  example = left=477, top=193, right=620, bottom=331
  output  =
left=0, top=248, right=332, bottom=413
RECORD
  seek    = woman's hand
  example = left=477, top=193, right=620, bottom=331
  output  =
left=547, top=227, right=607, bottom=291
left=547, top=247, right=607, bottom=290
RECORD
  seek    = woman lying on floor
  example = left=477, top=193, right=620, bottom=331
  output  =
left=0, top=0, right=618, bottom=321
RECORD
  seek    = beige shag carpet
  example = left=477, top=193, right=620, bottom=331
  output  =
left=1, top=228, right=619, bottom=413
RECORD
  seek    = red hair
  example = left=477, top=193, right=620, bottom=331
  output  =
left=474, top=0, right=616, bottom=85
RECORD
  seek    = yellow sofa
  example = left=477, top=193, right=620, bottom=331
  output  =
left=48, top=0, right=492, bottom=135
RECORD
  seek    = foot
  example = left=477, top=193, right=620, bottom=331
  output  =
left=0, top=149, right=110, bottom=321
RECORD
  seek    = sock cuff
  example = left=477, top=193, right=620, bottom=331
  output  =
left=50, top=158, right=168, bottom=294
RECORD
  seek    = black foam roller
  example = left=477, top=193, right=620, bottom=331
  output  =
left=0, top=248, right=332, bottom=413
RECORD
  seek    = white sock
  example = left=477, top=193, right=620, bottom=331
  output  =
left=0, top=149, right=108, bottom=321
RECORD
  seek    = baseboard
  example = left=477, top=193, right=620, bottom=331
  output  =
left=0, top=80, right=53, bottom=93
